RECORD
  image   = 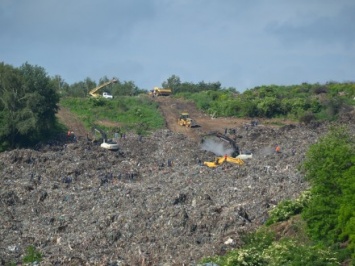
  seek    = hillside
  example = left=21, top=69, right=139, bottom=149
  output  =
left=1, top=97, right=354, bottom=265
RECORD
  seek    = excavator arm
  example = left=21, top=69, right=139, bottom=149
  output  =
left=93, top=128, right=107, bottom=142
left=92, top=127, right=119, bottom=151
left=89, top=78, right=118, bottom=98
left=201, top=131, right=240, bottom=157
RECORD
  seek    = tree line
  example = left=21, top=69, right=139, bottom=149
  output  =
left=1, top=61, right=354, bottom=150
left=170, top=80, right=355, bottom=122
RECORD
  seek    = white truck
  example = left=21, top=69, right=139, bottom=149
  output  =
left=102, top=92, right=113, bottom=99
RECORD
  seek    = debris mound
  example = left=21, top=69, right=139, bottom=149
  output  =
left=1, top=122, right=353, bottom=265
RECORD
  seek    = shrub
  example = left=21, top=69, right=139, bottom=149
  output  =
left=22, top=245, right=42, bottom=264
left=299, top=112, right=316, bottom=124
left=266, top=191, right=311, bottom=226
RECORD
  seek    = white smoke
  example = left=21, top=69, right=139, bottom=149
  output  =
left=200, top=139, right=234, bottom=156
left=258, top=146, right=274, bottom=156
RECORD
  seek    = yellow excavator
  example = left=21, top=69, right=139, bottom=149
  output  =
left=178, top=112, right=197, bottom=127
left=202, top=132, right=252, bottom=168
left=204, top=155, right=244, bottom=168
left=89, top=78, right=118, bottom=98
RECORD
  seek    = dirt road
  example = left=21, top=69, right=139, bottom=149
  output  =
left=155, top=96, right=251, bottom=141
left=56, top=106, right=88, bottom=137
left=57, top=96, right=256, bottom=141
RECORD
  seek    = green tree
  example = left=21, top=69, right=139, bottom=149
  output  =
left=256, top=97, right=280, bottom=117
left=302, top=126, right=355, bottom=259
left=162, top=74, right=181, bottom=92
left=114, top=80, right=140, bottom=96
left=0, top=62, right=59, bottom=149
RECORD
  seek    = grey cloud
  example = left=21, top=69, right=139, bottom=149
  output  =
left=0, top=1, right=156, bottom=46
left=266, top=5, right=355, bottom=48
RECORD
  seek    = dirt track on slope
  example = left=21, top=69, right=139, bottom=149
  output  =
left=154, top=96, right=252, bottom=141
left=56, top=106, right=88, bottom=137
left=57, top=97, right=253, bottom=142
left=57, top=96, right=281, bottom=142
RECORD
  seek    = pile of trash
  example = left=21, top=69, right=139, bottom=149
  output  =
left=0, top=121, right=353, bottom=265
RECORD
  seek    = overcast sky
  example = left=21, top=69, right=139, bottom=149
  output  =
left=1, top=0, right=354, bottom=92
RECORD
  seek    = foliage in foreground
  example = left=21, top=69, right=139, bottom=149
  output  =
left=265, top=190, right=311, bottom=226
left=200, top=126, right=355, bottom=265
left=302, top=126, right=355, bottom=259
left=200, top=229, right=339, bottom=266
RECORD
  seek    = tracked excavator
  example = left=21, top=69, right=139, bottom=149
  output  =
left=92, top=127, right=119, bottom=151
left=89, top=78, right=118, bottom=98
left=201, top=132, right=252, bottom=167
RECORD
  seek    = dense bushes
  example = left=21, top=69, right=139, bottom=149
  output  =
left=302, top=127, right=355, bottom=259
left=175, top=82, right=355, bottom=121
left=265, top=191, right=311, bottom=226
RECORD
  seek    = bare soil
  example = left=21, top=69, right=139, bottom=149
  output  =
left=154, top=96, right=253, bottom=142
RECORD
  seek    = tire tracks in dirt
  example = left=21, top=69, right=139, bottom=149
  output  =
left=154, top=96, right=250, bottom=142
left=56, top=106, right=88, bottom=137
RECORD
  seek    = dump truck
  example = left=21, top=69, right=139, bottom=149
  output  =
left=178, top=112, right=197, bottom=127
left=152, top=87, right=172, bottom=96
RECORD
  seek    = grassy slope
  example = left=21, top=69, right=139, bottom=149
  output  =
left=60, top=95, right=165, bottom=135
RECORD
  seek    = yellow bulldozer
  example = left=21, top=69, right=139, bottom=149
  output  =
left=178, top=112, right=197, bottom=127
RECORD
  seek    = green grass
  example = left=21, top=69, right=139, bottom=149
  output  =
left=199, top=190, right=348, bottom=266
left=60, top=95, right=165, bottom=135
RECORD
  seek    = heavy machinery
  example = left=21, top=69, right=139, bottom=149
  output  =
left=89, top=78, right=118, bottom=98
left=201, top=132, right=252, bottom=167
left=152, top=87, right=172, bottom=96
left=204, top=155, right=244, bottom=168
left=178, top=112, right=197, bottom=127
left=93, top=128, right=119, bottom=151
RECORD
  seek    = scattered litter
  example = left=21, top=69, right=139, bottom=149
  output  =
left=1, top=122, right=352, bottom=265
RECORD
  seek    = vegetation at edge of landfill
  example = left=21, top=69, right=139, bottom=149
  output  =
left=199, top=127, right=355, bottom=266
left=0, top=62, right=61, bottom=151
left=173, top=81, right=355, bottom=123
left=59, top=96, right=166, bottom=135
left=265, top=190, right=311, bottom=226
left=1, top=60, right=354, bottom=150
left=56, top=72, right=355, bottom=124
left=200, top=227, right=340, bottom=266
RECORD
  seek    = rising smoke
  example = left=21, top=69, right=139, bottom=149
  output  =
left=200, top=139, right=234, bottom=156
